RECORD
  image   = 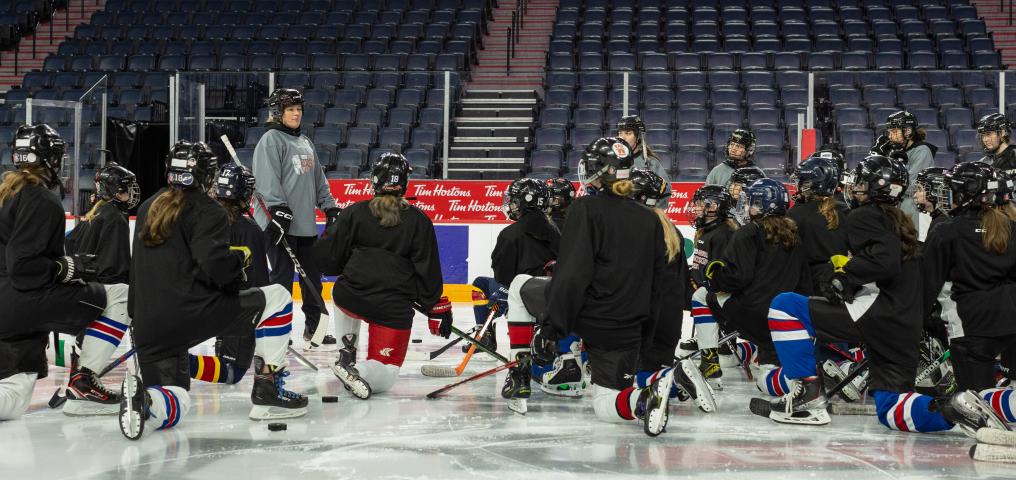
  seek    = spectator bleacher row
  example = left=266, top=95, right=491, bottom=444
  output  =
left=0, top=0, right=64, bottom=49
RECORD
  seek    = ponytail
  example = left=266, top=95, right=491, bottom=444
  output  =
left=369, top=195, right=408, bottom=227
left=0, top=166, right=46, bottom=207
left=980, top=207, right=1012, bottom=255
left=652, top=208, right=681, bottom=262
left=758, top=215, right=798, bottom=250
left=876, top=203, right=919, bottom=260
left=817, top=195, right=841, bottom=230
left=83, top=198, right=108, bottom=222
left=609, top=179, right=634, bottom=197
left=140, top=189, right=187, bottom=247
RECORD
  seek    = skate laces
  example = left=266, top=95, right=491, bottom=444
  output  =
left=274, top=370, right=301, bottom=400
left=73, top=370, right=116, bottom=399
left=783, top=380, right=804, bottom=414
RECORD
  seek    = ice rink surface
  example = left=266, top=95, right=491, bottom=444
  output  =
left=1, top=304, right=1010, bottom=480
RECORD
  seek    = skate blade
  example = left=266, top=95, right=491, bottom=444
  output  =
left=119, top=376, right=144, bottom=440
left=420, top=365, right=459, bottom=377
left=828, top=402, right=876, bottom=416
left=330, top=364, right=372, bottom=399
left=769, top=408, right=831, bottom=425
left=304, top=343, right=336, bottom=353
left=644, top=371, right=673, bottom=437
left=249, top=405, right=308, bottom=420
left=971, top=444, right=1016, bottom=464
left=977, top=428, right=1016, bottom=448
left=822, top=362, right=860, bottom=402
left=680, top=360, right=717, bottom=413
left=62, top=398, right=119, bottom=416
left=507, top=398, right=527, bottom=415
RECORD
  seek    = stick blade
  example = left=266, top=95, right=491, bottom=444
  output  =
left=977, top=428, right=1016, bottom=448
left=828, top=402, right=877, bottom=416
left=971, top=443, right=1016, bottom=463
left=421, top=365, right=460, bottom=377
left=48, top=389, right=66, bottom=409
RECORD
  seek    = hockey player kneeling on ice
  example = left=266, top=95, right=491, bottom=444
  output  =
left=689, top=178, right=810, bottom=396
left=923, top=162, right=1016, bottom=429
left=762, top=155, right=1008, bottom=434
left=315, top=153, right=445, bottom=400
left=508, top=137, right=671, bottom=436
left=626, top=169, right=711, bottom=411
left=0, top=124, right=133, bottom=419
left=188, top=163, right=264, bottom=384
left=120, top=141, right=306, bottom=440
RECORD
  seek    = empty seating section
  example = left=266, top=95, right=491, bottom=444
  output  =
left=3, top=0, right=490, bottom=178
left=534, top=0, right=1003, bottom=180
left=0, top=0, right=64, bottom=49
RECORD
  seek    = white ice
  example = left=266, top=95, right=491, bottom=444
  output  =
left=0, top=304, right=1008, bottom=480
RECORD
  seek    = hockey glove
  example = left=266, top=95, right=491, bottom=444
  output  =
left=427, top=296, right=453, bottom=338
left=531, top=326, right=559, bottom=365
left=324, top=207, right=341, bottom=230
left=264, top=205, right=293, bottom=246
left=229, top=246, right=252, bottom=282
left=870, top=134, right=892, bottom=156
left=829, top=272, right=858, bottom=304
left=701, top=259, right=725, bottom=291
left=55, top=254, right=98, bottom=283
left=489, top=286, right=509, bottom=317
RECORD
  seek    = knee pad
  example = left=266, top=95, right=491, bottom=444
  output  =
left=507, top=274, right=533, bottom=307
left=259, top=284, right=292, bottom=318
left=0, top=372, right=37, bottom=420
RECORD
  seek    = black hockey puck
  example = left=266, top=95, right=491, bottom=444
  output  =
left=412, top=339, right=422, bottom=344
left=268, top=423, right=287, bottom=432
left=322, top=395, right=338, bottom=403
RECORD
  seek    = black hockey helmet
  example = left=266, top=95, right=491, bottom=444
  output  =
left=843, top=154, right=909, bottom=206
left=792, top=156, right=840, bottom=198
left=885, top=110, right=919, bottom=148
left=371, top=152, right=412, bottom=196
left=12, top=123, right=67, bottom=189
left=810, top=148, right=846, bottom=178
left=545, top=177, right=576, bottom=214
left=725, top=165, right=766, bottom=198
left=914, top=166, right=949, bottom=214
left=166, top=140, right=218, bottom=190
left=267, top=88, right=304, bottom=120
left=579, top=137, right=634, bottom=190
left=688, top=184, right=733, bottom=228
left=95, top=162, right=140, bottom=209
left=502, top=177, right=549, bottom=221
left=945, top=161, right=1003, bottom=212
left=976, top=113, right=1013, bottom=154
left=630, top=168, right=669, bottom=209
left=616, top=115, right=646, bottom=137
left=215, top=162, right=256, bottom=209
left=735, top=178, right=790, bottom=223
left=725, top=128, right=756, bottom=164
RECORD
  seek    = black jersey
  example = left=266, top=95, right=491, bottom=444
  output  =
left=130, top=189, right=247, bottom=359
left=689, top=220, right=735, bottom=289
left=983, top=144, right=1016, bottom=178
left=928, top=210, right=949, bottom=237
left=549, top=212, right=567, bottom=233
left=546, top=194, right=666, bottom=348
left=710, top=222, right=810, bottom=312
left=70, top=201, right=131, bottom=284
left=922, top=211, right=1016, bottom=338
left=491, top=210, right=560, bottom=286
left=787, top=200, right=849, bottom=295
left=317, top=199, right=443, bottom=329
left=0, top=183, right=106, bottom=336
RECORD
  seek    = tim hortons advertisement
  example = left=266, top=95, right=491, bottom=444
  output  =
left=329, top=180, right=703, bottom=225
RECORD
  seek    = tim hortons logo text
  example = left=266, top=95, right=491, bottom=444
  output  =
left=484, top=185, right=507, bottom=197
left=410, top=183, right=471, bottom=197
left=447, top=199, right=502, bottom=212
left=343, top=183, right=373, bottom=196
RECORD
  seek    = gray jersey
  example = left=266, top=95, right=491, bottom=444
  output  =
left=633, top=152, right=673, bottom=199
left=900, top=143, right=935, bottom=226
left=252, top=127, right=337, bottom=237
left=705, top=162, right=737, bottom=187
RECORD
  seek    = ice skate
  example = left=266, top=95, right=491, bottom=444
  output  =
left=821, top=359, right=866, bottom=402
left=502, top=353, right=532, bottom=415
left=677, top=338, right=698, bottom=356
left=540, top=352, right=587, bottom=397
left=63, top=367, right=120, bottom=416
left=119, top=374, right=149, bottom=440
left=677, top=358, right=716, bottom=413
left=938, top=390, right=1012, bottom=438
left=337, top=334, right=357, bottom=367
left=251, top=357, right=309, bottom=419
left=767, top=376, right=830, bottom=426
left=635, top=368, right=674, bottom=437
left=330, top=358, right=371, bottom=400
left=699, top=348, right=723, bottom=391
left=462, top=323, right=496, bottom=355
left=303, top=328, right=337, bottom=352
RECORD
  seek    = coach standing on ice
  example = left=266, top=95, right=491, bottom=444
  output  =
left=253, top=88, right=341, bottom=349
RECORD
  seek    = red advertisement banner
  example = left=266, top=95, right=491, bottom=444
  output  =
left=329, top=180, right=705, bottom=224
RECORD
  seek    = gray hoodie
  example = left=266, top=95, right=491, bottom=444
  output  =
left=633, top=152, right=672, bottom=198
left=900, top=143, right=936, bottom=227
left=252, top=126, right=337, bottom=237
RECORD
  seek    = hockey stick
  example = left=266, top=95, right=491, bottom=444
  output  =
left=970, top=443, right=1016, bottom=464
left=749, top=357, right=872, bottom=419
left=48, top=348, right=136, bottom=409
left=426, top=359, right=519, bottom=399
left=221, top=134, right=332, bottom=351
left=673, top=330, right=741, bottom=363
left=421, top=309, right=505, bottom=377
left=977, top=427, right=1016, bottom=448
left=914, top=349, right=950, bottom=385
left=428, top=327, right=474, bottom=360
